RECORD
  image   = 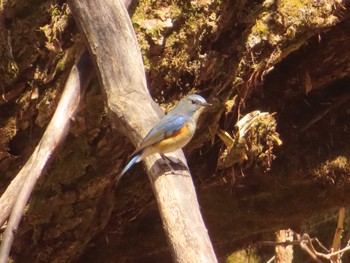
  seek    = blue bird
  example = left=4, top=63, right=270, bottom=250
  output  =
left=117, top=94, right=210, bottom=181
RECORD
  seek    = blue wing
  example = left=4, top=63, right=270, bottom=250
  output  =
left=118, top=115, right=185, bottom=179
left=136, top=115, right=186, bottom=152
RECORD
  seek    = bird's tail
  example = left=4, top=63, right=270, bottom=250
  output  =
left=115, top=152, right=142, bottom=184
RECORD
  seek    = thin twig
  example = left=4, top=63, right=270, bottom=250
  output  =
left=301, top=94, right=350, bottom=132
left=259, top=240, right=304, bottom=247
left=304, top=233, right=350, bottom=260
left=260, top=232, right=350, bottom=262
left=295, top=233, right=322, bottom=263
left=316, top=244, right=350, bottom=259
left=0, top=51, right=93, bottom=263
left=313, top=237, right=330, bottom=253
left=299, top=241, right=322, bottom=263
left=266, top=255, right=275, bottom=263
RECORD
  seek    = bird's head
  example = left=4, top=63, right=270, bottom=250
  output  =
left=172, top=94, right=211, bottom=121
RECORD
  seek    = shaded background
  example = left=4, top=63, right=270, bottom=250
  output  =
left=1, top=0, right=350, bottom=262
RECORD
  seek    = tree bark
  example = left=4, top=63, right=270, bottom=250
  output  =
left=275, top=229, right=294, bottom=263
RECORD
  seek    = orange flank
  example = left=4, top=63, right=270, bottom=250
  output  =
left=154, top=123, right=194, bottom=153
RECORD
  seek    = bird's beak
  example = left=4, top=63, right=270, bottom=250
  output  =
left=202, top=102, right=211, bottom=107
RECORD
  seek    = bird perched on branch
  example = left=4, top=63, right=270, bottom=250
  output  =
left=117, top=94, right=210, bottom=181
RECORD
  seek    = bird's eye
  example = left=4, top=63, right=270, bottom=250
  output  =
left=191, top=100, right=196, bottom=104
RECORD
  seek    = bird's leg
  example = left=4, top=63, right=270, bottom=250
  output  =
left=160, top=153, right=174, bottom=163
left=160, top=153, right=176, bottom=173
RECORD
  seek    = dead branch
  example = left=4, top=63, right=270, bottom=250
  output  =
left=0, top=51, right=93, bottom=263
left=260, top=232, right=350, bottom=262
left=68, top=0, right=217, bottom=262
left=299, top=241, right=322, bottom=263
left=331, top=207, right=346, bottom=262
left=304, top=233, right=350, bottom=260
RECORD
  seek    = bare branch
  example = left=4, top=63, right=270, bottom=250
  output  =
left=0, top=51, right=93, bottom=263
left=303, top=233, right=350, bottom=261
left=299, top=241, right=322, bottom=263
left=313, top=243, right=350, bottom=260
left=266, top=255, right=275, bottom=263
left=260, top=232, right=350, bottom=262
left=331, top=207, right=346, bottom=262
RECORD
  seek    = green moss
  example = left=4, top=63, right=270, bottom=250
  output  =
left=35, top=82, right=60, bottom=127
left=217, top=111, right=282, bottom=171
left=313, top=156, right=350, bottom=185
left=236, top=0, right=339, bottom=94
left=248, top=0, right=336, bottom=50
left=16, top=88, right=34, bottom=111
left=132, top=0, right=221, bottom=96
left=277, top=0, right=308, bottom=19
left=226, top=248, right=261, bottom=263
left=55, top=57, right=66, bottom=72
left=254, top=18, right=270, bottom=36
left=39, top=3, right=70, bottom=53
left=0, top=117, right=17, bottom=153
left=6, top=62, right=19, bottom=82
left=0, top=36, right=19, bottom=84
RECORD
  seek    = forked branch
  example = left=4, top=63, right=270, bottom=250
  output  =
left=68, top=0, right=217, bottom=262
left=0, top=51, right=93, bottom=263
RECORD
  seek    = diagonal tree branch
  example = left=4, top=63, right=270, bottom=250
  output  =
left=0, top=51, right=94, bottom=263
left=68, top=0, right=217, bottom=262
left=331, top=207, right=346, bottom=259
